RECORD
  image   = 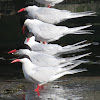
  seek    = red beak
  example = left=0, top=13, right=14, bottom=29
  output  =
left=11, top=59, right=20, bottom=63
left=22, top=25, right=25, bottom=34
left=48, top=5, right=51, bottom=8
left=18, top=8, right=26, bottom=13
left=27, top=38, right=30, bottom=42
left=8, top=49, right=16, bottom=54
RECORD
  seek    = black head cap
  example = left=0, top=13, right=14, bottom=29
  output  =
left=20, top=14, right=33, bottom=26
left=25, top=2, right=36, bottom=7
left=25, top=32, right=34, bottom=38
left=18, top=54, right=32, bottom=61
left=16, top=44, right=32, bottom=51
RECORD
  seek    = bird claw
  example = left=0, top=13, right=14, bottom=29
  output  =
left=34, top=85, right=41, bottom=96
left=34, top=90, right=40, bottom=96
left=34, top=84, right=45, bottom=96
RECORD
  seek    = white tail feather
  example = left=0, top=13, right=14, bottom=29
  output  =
left=70, top=11, right=96, bottom=19
left=65, top=25, right=93, bottom=35
left=49, top=68, right=87, bottom=82
left=61, top=43, right=91, bottom=53
left=72, top=40, right=87, bottom=46
left=65, top=52, right=91, bottom=62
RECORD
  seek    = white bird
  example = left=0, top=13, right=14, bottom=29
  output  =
left=33, top=0, right=64, bottom=7
left=8, top=47, right=91, bottom=67
left=18, top=5, right=96, bottom=24
left=24, top=33, right=91, bottom=55
left=9, top=48, right=72, bottom=67
left=23, top=19, right=92, bottom=43
left=11, top=55, right=87, bottom=96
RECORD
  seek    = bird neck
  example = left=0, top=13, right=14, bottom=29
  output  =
left=22, top=59, right=35, bottom=74
left=25, top=37, right=39, bottom=48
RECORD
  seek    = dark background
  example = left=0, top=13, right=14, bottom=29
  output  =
left=0, top=0, right=100, bottom=81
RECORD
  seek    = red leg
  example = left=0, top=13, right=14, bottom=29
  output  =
left=34, top=84, right=46, bottom=96
left=34, top=85, right=41, bottom=96
left=22, top=25, right=25, bottom=34
left=43, top=42, right=47, bottom=44
left=40, top=84, right=46, bottom=89
left=23, top=89, right=26, bottom=100
left=40, top=85, right=44, bottom=89
left=40, top=41, right=47, bottom=44
left=23, top=95, right=25, bottom=100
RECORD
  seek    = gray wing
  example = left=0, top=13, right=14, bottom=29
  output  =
left=37, top=22, right=67, bottom=40
left=36, top=7, right=71, bottom=24
left=30, top=67, right=56, bottom=83
left=30, top=52, right=65, bottom=67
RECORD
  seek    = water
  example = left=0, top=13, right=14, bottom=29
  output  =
left=0, top=77, right=100, bottom=100
left=0, top=0, right=100, bottom=100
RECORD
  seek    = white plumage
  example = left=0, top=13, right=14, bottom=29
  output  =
left=34, top=0, right=64, bottom=7
left=9, top=0, right=94, bottom=96
left=24, top=19, right=92, bottom=42
left=21, top=5, right=96, bottom=24
left=11, top=56, right=87, bottom=87
left=24, top=35, right=91, bottom=55
left=14, top=49, right=91, bottom=67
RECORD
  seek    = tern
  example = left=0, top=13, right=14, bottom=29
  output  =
left=24, top=32, right=91, bottom=55
left=23, top=19, right=92, bottom=43
left=33, top=0, right=64, bottom=7
left=11, top=55, right=87, bottom=96
left=8, top=46, right=73, bottom=67
left=18, top=5, right=96, bottom=24
left=8, top=47, right=91, bottom=67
